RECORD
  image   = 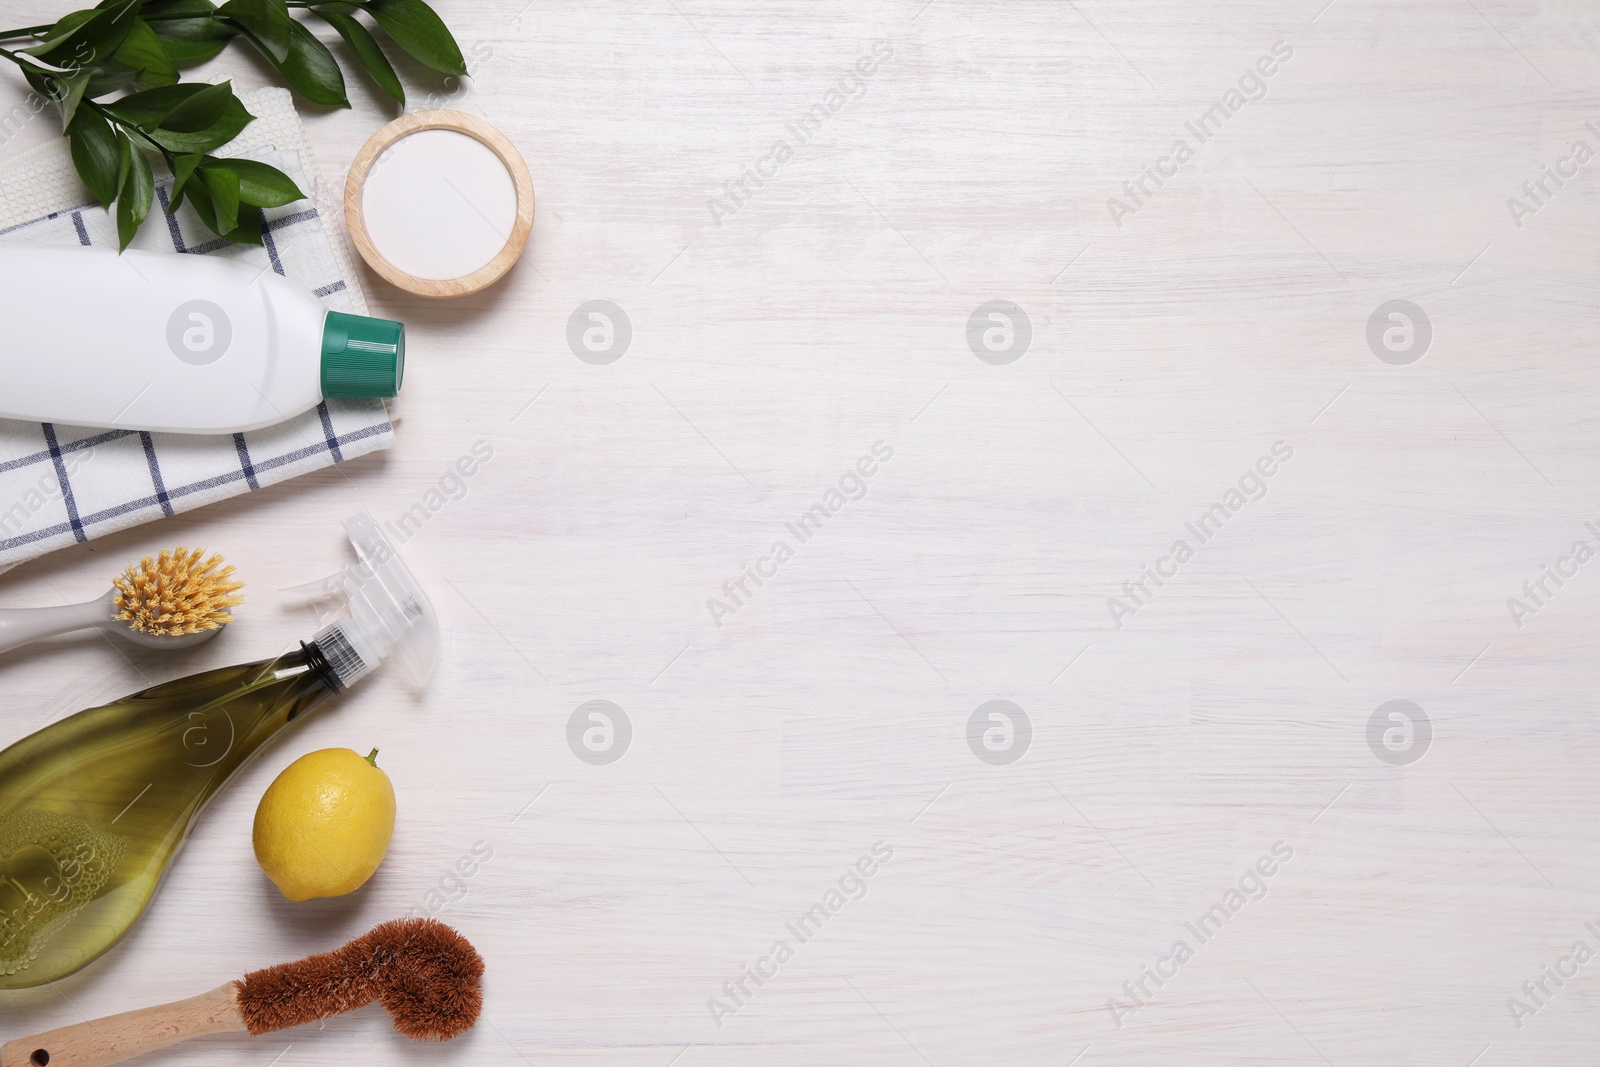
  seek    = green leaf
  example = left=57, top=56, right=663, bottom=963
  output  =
left=161, top=80, right=235, bottom=130
left=107, top=19, right=180, bottom=88
left=144, top=0, right=236, bottom=65
left=109, top=82, right=255, bottom=154
left=68, top=108, right=119, bottom=208
left=258, top=18, right=349, bottom=107
left=148, top=97, right=252, bottom=153
left=30, top=8, right=97, bottom=51
left=141, top=0, right=221, bottom=15
left=27, top=0, right=142, bottom=67
left=226, top=204, right=265, bottom=245
left=151, top=23, right=234, bottom=65
left=107, top=81, right=215, bottom=128
left=115, top=129, right=131, bottom=193
left=168, top=151, right=204, bottom=208
left=199, top=163, right=240, bottom=234
left=26, top=9, right=98, bottom=67
left=183, top=179, right=263, bottom=245
left=18, top=66, right=90, bottom=123
left=85, top=66, right=142, bottom=97
left=141, top=0, right=222, bottom=17
left=48, top=71, right=93, bottom=129
left=215, top=0, right=292, bottom=62
left=20, top=68, right=51, bottom=99
left=362, top=0, right=466, bottom=76
left=181, top=173, right=216, bottom=228
left=208, top=158, right=305, bottom=207
left=116, top=141, right=153, bottom=251
left=23, top=65, right=92, bottom=124
left=316, top=8, right=403, bottom=103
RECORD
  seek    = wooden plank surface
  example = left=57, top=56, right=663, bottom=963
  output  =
left=1, top=1, right=1598, bottom=1063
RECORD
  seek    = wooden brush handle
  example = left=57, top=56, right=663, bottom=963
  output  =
left=0, top=982, right=247, bottom=1067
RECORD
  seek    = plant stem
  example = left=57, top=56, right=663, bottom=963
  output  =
left=0, top=9, right=244, bottom=39
left=136, top=11, right=233, bottom=22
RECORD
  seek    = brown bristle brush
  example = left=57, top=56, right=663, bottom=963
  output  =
left=0, top=919, right=483, bottom=1067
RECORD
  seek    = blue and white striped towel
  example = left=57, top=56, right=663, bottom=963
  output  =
left=0, top=86, right=394, bottom=572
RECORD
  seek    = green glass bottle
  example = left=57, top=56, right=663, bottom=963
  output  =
left=0, top=512, right=437, bottom=989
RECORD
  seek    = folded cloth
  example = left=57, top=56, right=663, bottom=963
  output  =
left=0, top=86, right=393, bottom=574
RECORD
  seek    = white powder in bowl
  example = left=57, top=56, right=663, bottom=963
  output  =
left=361, top=129, right=517, bottom=281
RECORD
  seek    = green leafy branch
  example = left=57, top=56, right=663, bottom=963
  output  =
left=0, top=0, right=466, bottom=250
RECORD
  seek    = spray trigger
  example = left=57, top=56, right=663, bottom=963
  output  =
left=289, top=510, right=440, bottom=689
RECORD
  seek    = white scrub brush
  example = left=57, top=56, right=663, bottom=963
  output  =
left=0, top=548, right=244, bottom=654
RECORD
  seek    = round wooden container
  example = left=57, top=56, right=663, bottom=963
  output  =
left=344, top=111, right=534, bottom=299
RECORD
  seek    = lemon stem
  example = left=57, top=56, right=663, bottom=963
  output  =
left=366, top=748, right=379, bottom=766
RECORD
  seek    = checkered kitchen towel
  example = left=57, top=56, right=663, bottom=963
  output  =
left=0, top=86, right=394, bottom=572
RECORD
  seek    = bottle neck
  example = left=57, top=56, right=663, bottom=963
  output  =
left=195, top=649, right=341, bottom=779
left=306, top=623, right=377, bottom=691
left=300, top=637, right=348, bottom=693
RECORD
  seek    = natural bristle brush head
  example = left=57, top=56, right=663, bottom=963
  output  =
left=111, top=548, right=244, bottom=639
left=238, top=918, right=484, bottom=1040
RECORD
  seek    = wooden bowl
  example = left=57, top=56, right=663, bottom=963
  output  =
left=343, top=110, right=534, bottom=299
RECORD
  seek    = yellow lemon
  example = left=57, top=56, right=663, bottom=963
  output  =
left=252, top=747, right=395, bottom=902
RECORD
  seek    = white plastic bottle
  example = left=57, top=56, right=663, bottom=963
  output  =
left=0, top=247, right=404, bottom=434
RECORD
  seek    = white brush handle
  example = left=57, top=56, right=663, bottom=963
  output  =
left=0, top=592, right=113, bottom=655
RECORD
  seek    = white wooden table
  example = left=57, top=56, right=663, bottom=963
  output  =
left=1, top=0, right=1597, bottom=1063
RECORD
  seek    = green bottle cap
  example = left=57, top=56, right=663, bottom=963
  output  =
left=321, top=311, right=405, bottom=399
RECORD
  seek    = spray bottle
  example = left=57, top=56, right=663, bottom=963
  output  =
left=0, top=511, right=438, bottom=988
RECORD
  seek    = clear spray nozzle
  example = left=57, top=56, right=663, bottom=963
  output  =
left=294, top=510, right=440, bottom=689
